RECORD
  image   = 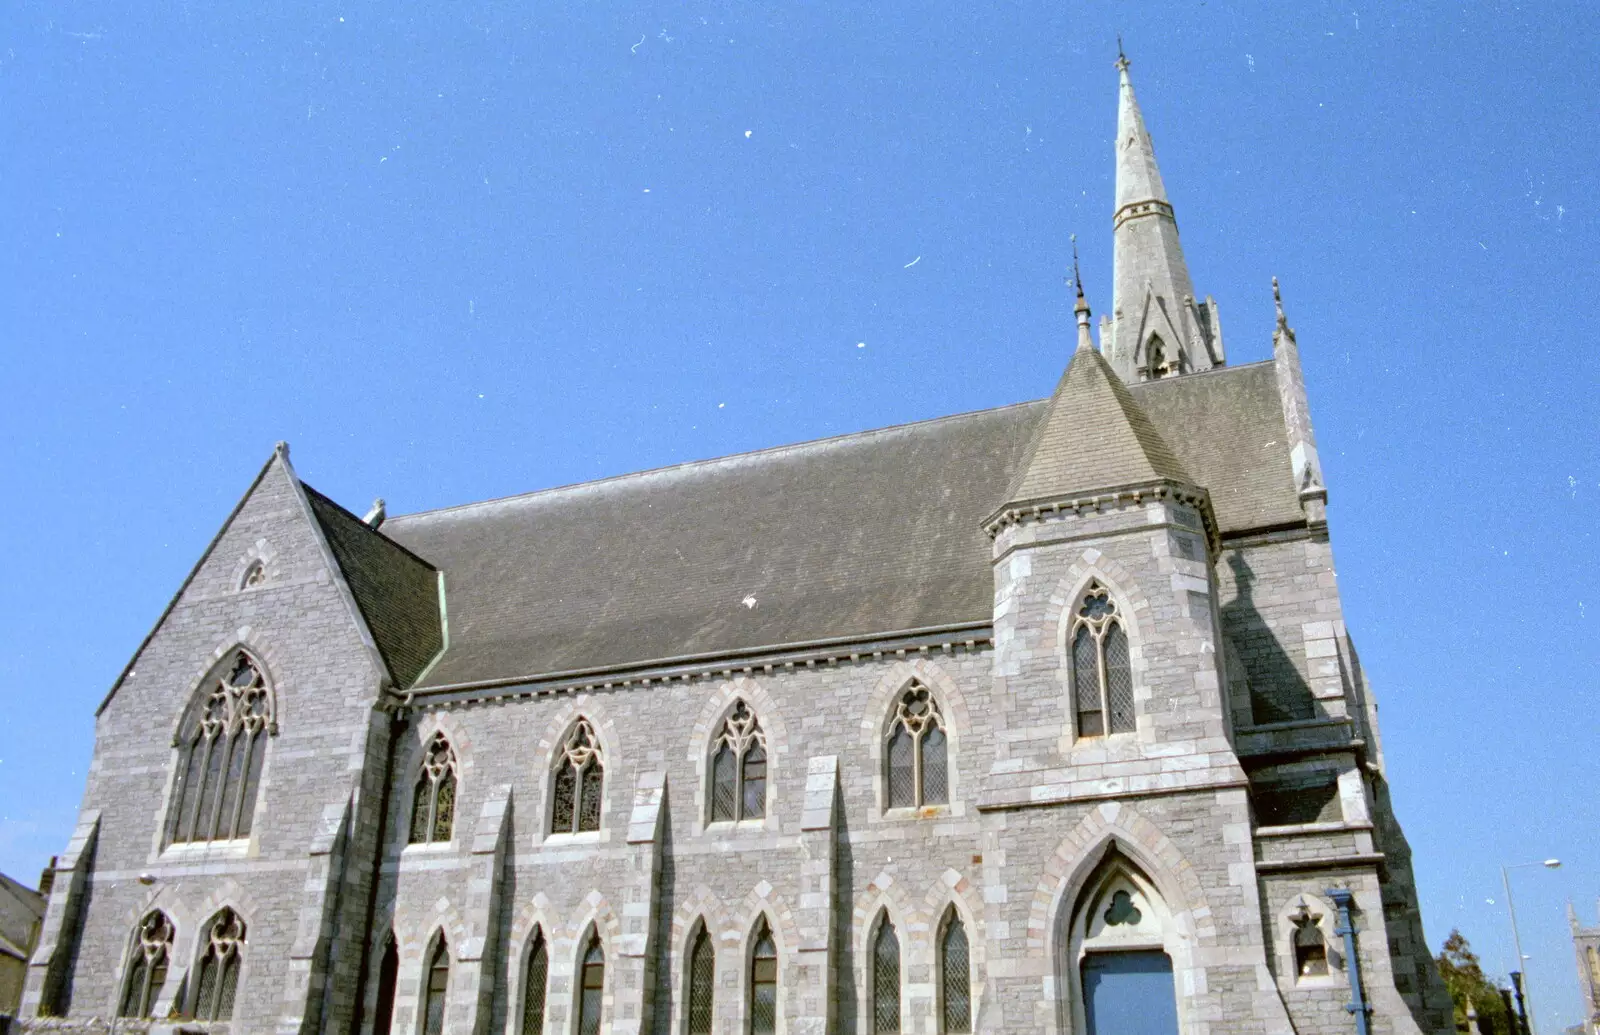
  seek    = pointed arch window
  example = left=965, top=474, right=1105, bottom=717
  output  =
left=750, top=917, right=778, bottom=1035
left=872, top=915, right=901, bottom=1034
left=687, top=924, right=715, bottom=1035
left=710, top=700, right=767, bottom=822
left=119, top=910, right=174, bottom=1019
left=1290, top=904, right=1329, bottom=977
left=190, top=908, right=245, bottom=1020
left=409, top=733, right=458, bottom=844
left=552, top=718, right=604, bottom=834
left=521, top=929, right=548, bottom=1035
left=240, top=560, right=267, bottom=589
left=578, top=933, right=605, bottom=1035
left=168, top=651, right=273, bottom=844
left=1145, top=334, right=1173, bottom=379
left=422, top=936, right=450, bottom=1035
left=885, top=682, right=948, bottom=809
left=939, top=911, right=971, bottom=1034
left=373, top=933, right=399, bottom=1035
left=1070, top=582, right=1135, bottom=738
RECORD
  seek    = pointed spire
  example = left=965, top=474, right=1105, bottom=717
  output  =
left=1071, top=236, right=1094, bottom=353
left=1107, top=45, right=1222, bottom=382
left=1271, top=277, right=1327, bottom=523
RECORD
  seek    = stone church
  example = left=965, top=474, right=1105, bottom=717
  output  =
left=20, top=54, right=1454, bottom=1035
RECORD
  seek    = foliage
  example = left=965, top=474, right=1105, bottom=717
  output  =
left=1436, top=929, right=1516, bottom=1034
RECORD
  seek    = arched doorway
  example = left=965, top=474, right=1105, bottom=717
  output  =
left=1062, top=852, right=1183, bottom=1035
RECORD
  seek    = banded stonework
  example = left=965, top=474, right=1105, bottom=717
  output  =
left=21, top=54, right=1452, bottom=1035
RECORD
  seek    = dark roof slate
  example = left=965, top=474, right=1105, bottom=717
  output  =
left=304, top=488, right=443, bottom=689
left=381, top=360, right=1303, bottom=690
left=1005, top=345, right=1191, bottom=504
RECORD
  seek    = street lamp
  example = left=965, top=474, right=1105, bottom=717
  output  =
left=1502, top=858, right=1561, bottom=1035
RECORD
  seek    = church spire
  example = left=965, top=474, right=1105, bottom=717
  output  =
left=1072, top=236, right=1093, bottom=353
left=1106, top=47, right=1224, bottom=382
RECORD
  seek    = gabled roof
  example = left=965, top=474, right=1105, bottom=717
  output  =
left=380, top=360, right=1304, bottom=691
left=1003, top=344, right=1191, bottom=506
left=0, top=871, right=45, bottom=962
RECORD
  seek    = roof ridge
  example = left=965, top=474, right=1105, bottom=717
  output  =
left=385, top=397, right=1048, bottom=524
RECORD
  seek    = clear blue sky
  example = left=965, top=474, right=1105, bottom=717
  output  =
left=3, top=0, right=1597, bottom=1027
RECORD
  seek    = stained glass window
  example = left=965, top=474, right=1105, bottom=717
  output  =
left=118, top=911, right=173, bottom=1019
left=884, top=683, right=949, bottom=810
left=553, top=719, right=605, bottom=835
left=579, top=935, right=605, bottom=1035
left=409, top=733, right=458, bottom=844
left=521, top=931, right=548, bottom=1035
left=709, top=700, right=767, bottom=822
left=750, top=919, right=778, bottom=1035
left=1070, top=582, right=1137, bottom=739
left=940, top=913, right=971, bottom=1034
left=191, top=909, right=245, bottom=1021
left=422, top=937, right=449, bottom=1035
left=168, top=652, right=273, bottom=844
left=688, top=926, right=715, bottom=1035
left=872, top=917, right=901, bottom=1034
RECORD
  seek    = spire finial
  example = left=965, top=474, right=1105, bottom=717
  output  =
left=1071, top=234, right=1089, bottom=313
left=1273, top=276, right=1288, bottom=328
left=1116, top=35, right=1129, bottom=72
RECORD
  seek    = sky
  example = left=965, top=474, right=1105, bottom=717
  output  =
left=3, top=0, right=1598, bottom=1027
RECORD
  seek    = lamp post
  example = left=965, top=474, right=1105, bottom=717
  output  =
left=1501, top=858, right=1560, bottom=1035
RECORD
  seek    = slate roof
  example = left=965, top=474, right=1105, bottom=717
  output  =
left=377, top=359, right=1303, bottom=691
left=303, top=487, right=443, bottom=689
left=0, top=871, right=44, bottom=964
left=1005, top=344, right=1191, bottom=505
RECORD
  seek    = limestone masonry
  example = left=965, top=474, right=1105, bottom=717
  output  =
left=20, top=54, right=1454, bottom=1035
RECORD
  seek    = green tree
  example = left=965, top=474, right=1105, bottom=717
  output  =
left=1436, top=929, right=1516, bottom=1034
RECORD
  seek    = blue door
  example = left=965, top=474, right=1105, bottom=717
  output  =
left=1082, top=951, right=1179, bottom=1035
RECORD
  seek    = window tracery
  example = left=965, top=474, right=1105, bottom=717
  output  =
left=578, top=932, right=605, bottom=1035
left=409, top=733, right=458, bottom=844
left=687, top=924, right=714, bottom=1035
left=240, top=561, right=267, bottom=589
left=885, top=683, right=949, bottom=809
left=521, top=930, right=548, bottom=1035
left=750, top=917, right=778, bottom=1035
left=422, top=936, right=449, bottom=1035
left=190, top=908, right=245, bottom=1021
left=871, top=915, right=901, bottom=1033
left=1070, top=582, right=1135, bottom=738
left=710, top=700, right=767, bottom=822
left=168, top=651, right=273, bottom=845
left=118, top=910, right=173, bottom=1019
left=552, top=718, right=604, bottom=834
left=939, top=910, right=971, bottom=1034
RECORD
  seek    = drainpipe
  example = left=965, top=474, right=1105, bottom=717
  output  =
left=1325, top=887, right=1372, bottom=1035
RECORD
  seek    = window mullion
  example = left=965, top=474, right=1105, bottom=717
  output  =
left=187, top=736, right=215, bottom=841
left=1096, top=630, right=1111, bottom=732
left=226, top=730, right=253, bottom=839
left=205, top=735, right=236, bottom=841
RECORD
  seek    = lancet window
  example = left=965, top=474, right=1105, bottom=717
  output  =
left=168, top=651, right=273, bottom=845
left=552, top=718, right=604, bottom=834
left=710, top=700, right=767, bottom=822
left=750, top=917, right=778, bottom=1035
left=871, top=915, right=901, bottom=1034
left=521, top=930, right=548, bottom=1035
left=578, top=933, right=605, bottom=1035
left=409, top=733, right=458, bottom=844
left=885, top=682, right=949, bottom=809
left=687, top=924, right=714, bottom=1035
left=939, top=911, right=971, bottom=1034
left=118, top=910, right=174, bottom=1019
left=374, top=934, right=399, bottom=1035
left=1290, top=904, right=1329, bottom=977
left=422, top=936, right=449, bottom=1035
left=190, top=908, right=245, bottom=1021
left=1070, top=582, right=1135, bottom=738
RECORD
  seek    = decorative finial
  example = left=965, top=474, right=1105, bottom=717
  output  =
left=1272, top=276, right=1287, bottom=330
left=1116, top=35, right=1129, bottom=72
left=364, top=498, right=387, bottom=529
left=274, top=440, right=290, bottom=459
left=1071, top=234, right=1088, bottom=312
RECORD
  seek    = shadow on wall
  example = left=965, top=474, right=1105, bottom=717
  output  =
left=1368, top=772, right=1458, bottom=1034
left=1221, top=552, right=1321, bottom=725
left=834, top=780, right=856, bottom=1035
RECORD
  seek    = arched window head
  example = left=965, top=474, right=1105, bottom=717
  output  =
left=885, top=682, right=949, bottom=810
left=240, top=560, right=267, bottom=590
left=190, top=908, right=245, bottom=1021
left=1145, top=334, right=1175, bottom=379
left=552, top=718, right=604, bottom=834
left=687, top=923, right=715, bottom=1035
left=939, top=910, right=971, bottom=1034
left=521, top=929, right=548, bottom=1035
left=409, top=733, right=458, bottom=844
left=119, top=910, right=174, bottom=1019
left=710, top=699, right=767, bottom=823
left=871, top=914, right=901, bottom=1034
left=1289, top=904, right=1329, bottom=977
left=168, top=651, right=274, bottom=845
left=422, top=936, right=449, bottom=1035
left=1070, top=582, right=1135, bottom=739
left=750, top=917, right=778, bottom=1035
left=578, top=932, right=605, bottom=1035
